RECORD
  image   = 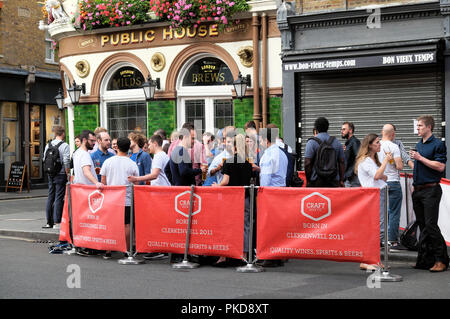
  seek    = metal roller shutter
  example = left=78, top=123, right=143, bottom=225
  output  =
left=297, top=66, right=444, bottom=172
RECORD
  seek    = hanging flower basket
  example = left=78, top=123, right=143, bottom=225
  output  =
left=149, top=0, right=250, bottom=30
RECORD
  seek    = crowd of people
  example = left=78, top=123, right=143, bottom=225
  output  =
left=43, top=114, right=448, bottom=272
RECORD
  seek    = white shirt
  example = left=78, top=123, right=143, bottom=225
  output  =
left=357, top=157, right=387, bottom=188
left=276, top=138, right=292, bottom=153
left=150, top=151, right=170, bottom=186
left=100, top=156, right=139, bottom=206
left=73, top=149, right=97, bottom=185
left=378, top=140, right=401, bottom=182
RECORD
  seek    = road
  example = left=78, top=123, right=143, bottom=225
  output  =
left=1, top=236, right=450, bottom=301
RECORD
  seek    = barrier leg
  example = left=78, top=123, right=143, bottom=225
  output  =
left=119, top=184, right=144, bottom=265
left=173, top=185, right=200, bottom=270
left=237, top=184, right=264, bottom=273
left=63, top=182, right=77, bottom=256
left=373, top=186, right=402, bottom=282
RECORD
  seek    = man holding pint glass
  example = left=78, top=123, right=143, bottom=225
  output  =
left=409, top=115, right=448, bottom=272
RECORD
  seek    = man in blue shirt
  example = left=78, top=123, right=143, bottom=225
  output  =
left=90, top=131, right=115, bottom=182
left=129, top=132, right=152, bottom=185
left=304, top=117, right=345, bottom=187
left=259, top=127, right=288, bottom=187
left=410, top=115, right=448, bottom=272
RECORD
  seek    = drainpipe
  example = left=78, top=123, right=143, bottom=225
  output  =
left=261, top=13, right=268, bottom=128
left=252, top=13, right=261, bottom=129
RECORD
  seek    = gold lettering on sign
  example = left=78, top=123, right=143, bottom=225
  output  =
left=145, top=30, right=155, bottom=42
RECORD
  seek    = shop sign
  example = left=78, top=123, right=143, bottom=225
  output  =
left=283, top=51, right=436, bottom=73
left=107, top=67, right=145, bottom=90
left=182, top=58, right=233, bottom=86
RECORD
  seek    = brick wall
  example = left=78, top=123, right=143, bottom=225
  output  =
left=0, top=0, right=59, bottom=72
left=298, top=0, right=431, bottom=13
left=147, top=100, right=176, bottom=137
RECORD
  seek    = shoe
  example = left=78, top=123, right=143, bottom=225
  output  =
left=360, top=263, right=377, bottom=271
left=212, top=259, right=229, bottom=268
left=103, top=252, right=112, bottom=260
left=53, top=224, right=60, bottom=230
left=170, top=253, right=184, bottom=264
left=76, top=248, right=98, bottom=257
left=429, top=262, right=448, bottom=272
left=389, top=242, right=408, bottom=251
left=143, top=253, right=167, bottom=260
left=42, top=224, right=53, bottom=229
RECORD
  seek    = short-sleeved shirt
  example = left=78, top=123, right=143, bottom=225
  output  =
left=378, top=140, right=401, bottom=182
left=357, top=157, right=387, bottom=189
left=100, top=156, right=139, bottom=206
left=130, top=149, right=152, bottom=185
left=413, top=134, right=447, bottom=186
left=43, top=139, right=71, bottom=175
left=73, top=149, right=97, bottom=185
left=305, top=133, right=345, bottom=182
left=222, top=155, right=252, bottom=187
left=259, top=144, right=288, bottom=187
left=90, top=149, right=115, bottom=181
left=150, top=151, right=170, bottom=186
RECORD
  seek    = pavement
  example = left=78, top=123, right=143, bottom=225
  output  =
left=0, top=188, right=424, bottom=263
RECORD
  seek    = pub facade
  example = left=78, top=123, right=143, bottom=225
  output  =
left=49, top=0, right=283, bottom=155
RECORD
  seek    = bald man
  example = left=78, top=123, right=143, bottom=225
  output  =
left=378, top=124, right=404, bottom=248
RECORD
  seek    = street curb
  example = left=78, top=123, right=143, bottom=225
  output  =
left=0, top=229, right=59, bottom=242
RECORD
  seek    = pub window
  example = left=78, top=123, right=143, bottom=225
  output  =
left=214, top=99, right=234, bottom=129
left=107, top=66, right=145, bottom=91
left=182, top=57, right=233, bottom=87
left=107, top=101, right=147, bottom=138
left=185, top=100, right=205, bottom=133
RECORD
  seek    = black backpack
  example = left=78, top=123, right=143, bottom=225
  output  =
left=43, top=141, right=64, bottom=176
left=279, top=144, right=303, bottom=187
left=309, top=136, right=338, bottom=180
left=400, top=221, right=420, bottom=251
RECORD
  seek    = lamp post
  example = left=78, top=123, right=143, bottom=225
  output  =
left=142, top=76, right=160, bottom=101
left=233, top=72, right=251, bottom=101
left=67, top=80, right=86, bottom=105
left=55, top=88, right=64, bottom=110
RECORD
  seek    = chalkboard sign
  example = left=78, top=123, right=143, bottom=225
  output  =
left=5, top=162, right=29, bottom=193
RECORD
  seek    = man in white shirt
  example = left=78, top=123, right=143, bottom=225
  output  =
left=100, top=137, right=139, bottom=258
left=71, top=130, right=104, bottom=256
left=72, top=130, right=103, bottom=188
left=378, top=124, right=404, bottom=247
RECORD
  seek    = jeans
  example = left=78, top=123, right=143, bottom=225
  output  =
left=45, top=173, right=67, bottom=225
left=387, top=181, right=403, bottom=242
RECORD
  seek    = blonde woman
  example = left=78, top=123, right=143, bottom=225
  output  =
left=355, top=133, right=392, bottom=271
left=212, top=133, right=252, bottom=267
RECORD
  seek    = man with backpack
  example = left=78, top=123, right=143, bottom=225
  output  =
left=304, top=117, right=345, bottom=188
left=42, top=126, right=71, bottom=229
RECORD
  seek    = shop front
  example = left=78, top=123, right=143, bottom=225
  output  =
left=278, top=2, right=450, bottom=176
left=0, top=69, right=64, bottom=187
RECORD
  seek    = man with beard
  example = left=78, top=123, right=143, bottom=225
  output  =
left=341, top=122, right=361, bottom=187
left=71, top=130, right=104, bottom=256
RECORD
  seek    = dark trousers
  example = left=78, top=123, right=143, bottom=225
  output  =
left=307, top=178, right=339, bottom=188
left=412, top=184, right=449, bottom=268
left=45, top=173, right=67, bottom=225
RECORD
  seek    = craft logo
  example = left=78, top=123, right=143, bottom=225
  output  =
left=88, top=190, right=104, bottom=214
left=301, top=192, right=331, bottom=221
left=175, top=191, right=201, bottom=218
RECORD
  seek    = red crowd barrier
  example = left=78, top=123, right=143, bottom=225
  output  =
left=134, top=186, right=246, bottom=259
left=256, top=187, right=381, bottom=265
left=60, top=184, right=383, bottom=266
left=61, top=185, right=128, bottom=252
